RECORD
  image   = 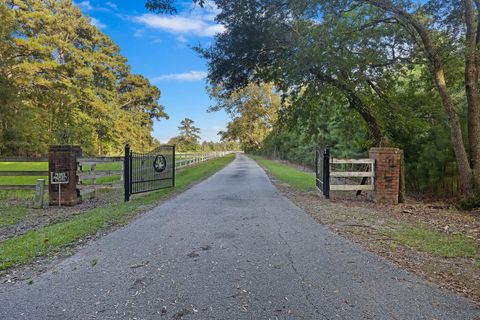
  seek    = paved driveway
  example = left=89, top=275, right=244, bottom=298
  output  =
left=0, top=154, right=478, bottom=319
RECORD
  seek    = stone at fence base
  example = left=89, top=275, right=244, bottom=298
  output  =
left=33, top=179, right=45, bottom=209
left=369, top=147, right=403, bottom=205
left=49, top=145, right=82, bottom=206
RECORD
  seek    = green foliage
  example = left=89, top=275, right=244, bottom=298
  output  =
left=0, top=1, right=167, bottom=156
left=458, top=193, right=480, bottom=210
left=145, top=0, right=205, bottom=14
left=200, top=140, right=241, bottom=152
left=209, top=83, right=281, bottom=150
left=0, top=154, right=235, bottom=270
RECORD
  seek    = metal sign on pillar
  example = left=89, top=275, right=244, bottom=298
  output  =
left=50, top=171, right=70, bottom=206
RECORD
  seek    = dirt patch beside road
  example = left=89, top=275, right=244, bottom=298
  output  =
left=0, top=190, right=121, bottom=242
left=268, top=175, right=480, bottom=303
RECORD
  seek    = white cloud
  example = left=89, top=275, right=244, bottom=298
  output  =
left=152, top=71, right=208, bottom=82
left=90, top=17, right=107, bottom=29
left=76, top=0, right=114, bottom=12
left=77, top=0, right=93, bottom=11
left=106, top=1, right=118, bottom=10
left=134, top=14, right=225, bottom=37
left=189, top=1, right=221, bottom=22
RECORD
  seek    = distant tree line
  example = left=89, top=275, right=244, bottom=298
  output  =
left=0, top=0, right=168, bottom=156
left=168, top=118, right=240, bottom=152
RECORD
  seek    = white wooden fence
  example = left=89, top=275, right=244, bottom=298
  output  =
left=329, top=158, right=375, bottom=192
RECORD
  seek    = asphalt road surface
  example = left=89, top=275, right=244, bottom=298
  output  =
left=1, top=154, right=479, bottom=319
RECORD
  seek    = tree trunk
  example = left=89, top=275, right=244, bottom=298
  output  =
left=362, top=0, right=475, bottom=194
left=345, top=91, right=383, bottom=147
left=434, top=67, right=474, bottom=194
left=465, top=0, right=480, bottom=192
left=315, top=73, right=384, bottom=147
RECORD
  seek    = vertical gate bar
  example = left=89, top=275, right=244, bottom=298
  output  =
left=135, top=153, right=138, bottom=194
left=132, top=152, right=135, bottom=194
left=315, top=149, right=319, bottom=189
left=150, top=151, right=153, bottom=190
left=324, top=146, right=330, bottom=199
left=130, top=150, right=133, bottom=195
left=322, top=149, right=326, bottom=196
left=172, top=145, right=176, bottom=187
left=148, top=152, right=151, bottom=191
left=124, top=144, right=130, bottom=202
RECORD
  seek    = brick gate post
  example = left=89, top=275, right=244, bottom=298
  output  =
left=369, top=147, right=404, bottom=204
left=48, top=145, right=82, bottom=206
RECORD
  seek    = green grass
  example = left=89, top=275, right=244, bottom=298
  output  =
left=0, top=205, right=28, bottom=227
left=249, top=155, right=315, bottom=191
left=0, top=162, right=48, bottom=200
left=391, top=225, right=479, bottom=259
left=0, top=162, right=47, bottom=171
left=0, top=162, right=48, bottom=185
left=0, top=154, right=234, bottom=271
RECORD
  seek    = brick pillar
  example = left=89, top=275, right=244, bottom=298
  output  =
left=49, top=145, right=82, bottom=206
left=369, top=147, right=403, bottom=204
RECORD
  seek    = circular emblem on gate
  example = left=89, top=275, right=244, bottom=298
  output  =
left=153, top=155, right=167, bottom=173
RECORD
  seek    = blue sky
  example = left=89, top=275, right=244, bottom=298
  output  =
left=76, top=0, right=228, bottom=143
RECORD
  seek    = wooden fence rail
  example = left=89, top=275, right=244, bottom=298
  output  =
left=0, top=170, right=48, bottom=196
left=0, top=171, right=49, bottom=176
left=0, top=157, right=48, bottom=162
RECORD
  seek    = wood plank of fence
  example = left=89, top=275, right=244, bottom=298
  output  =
left=0, top=171, right=49, bottom=176
left=331, top=158, right=375, bottom=164
left=0, top=157, right=48, bottom=162
left=330, top=171, right=374, bottom=178
left=78, top=157, right=124, bottom=164
left=77, top=183, right=123, bottom=190
left=0, top=185, right=37, bottom=190
left=77, top=170, right=123, bottom=181
left=330, top=185, right=374, bottom=191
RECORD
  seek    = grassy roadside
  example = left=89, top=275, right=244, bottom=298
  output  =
left=250, top=155, right=480, bottom=300
left=249, top=155, right=315, bottom=191
left=251, top=155, right=478, bottom=260
left=0, top=154, right=235, bottom=271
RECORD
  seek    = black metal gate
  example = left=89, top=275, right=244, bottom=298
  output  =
left=315, top=146, right=330, bottom=199
left=124, top=144, right=175, bottom=201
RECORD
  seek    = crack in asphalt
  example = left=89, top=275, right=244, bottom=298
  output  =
left=271, top=208, right=330, bottom=320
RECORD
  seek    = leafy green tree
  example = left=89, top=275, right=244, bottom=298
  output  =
left=0, top=3, right=28, bottom=155
left=355, top=0, right=480, bottom=197
left=209, top=83, right=281, bottom=150
left=168, top=118, right=201, bottom=151
left=0, top=0, right=168, bottom=156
